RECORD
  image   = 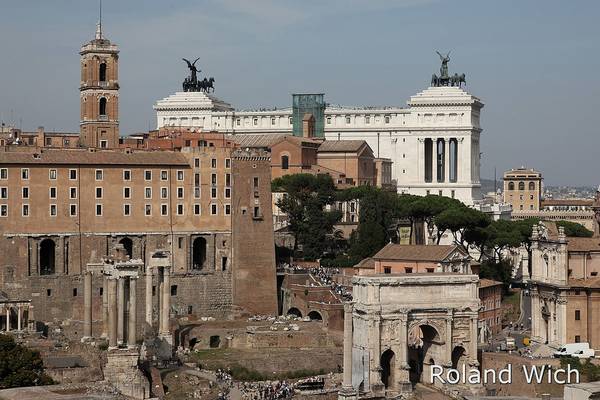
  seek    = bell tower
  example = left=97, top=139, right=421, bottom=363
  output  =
left=79, top=20, right=119, bottom=148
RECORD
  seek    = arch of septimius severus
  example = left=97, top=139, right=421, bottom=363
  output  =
left=338, top=273, right=481, bottom=399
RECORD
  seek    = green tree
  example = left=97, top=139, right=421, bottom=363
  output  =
left=434, top=205, right=490, bottom=249
left=272, top=174, right=342, bottom=260
left=479, top=259, right=513, bottom=286
left=0, top=334, right=53, bottom=389
left=406, top=195, right=462, bottom=242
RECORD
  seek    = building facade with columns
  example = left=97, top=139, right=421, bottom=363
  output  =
left=530, top=216, right=600, bottom=349
left=154, top=83, right=484, bottom=206
left=0, top=145, right=277, bottom=340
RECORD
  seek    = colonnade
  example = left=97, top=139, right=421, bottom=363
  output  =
left=0, top=302, right=34, bottom=332
left=82, top=264, right=172, bottom=347
left=420, top=137, right=462, bottom=184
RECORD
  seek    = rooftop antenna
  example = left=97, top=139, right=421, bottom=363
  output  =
left=95, top=0, right=103, bottom=40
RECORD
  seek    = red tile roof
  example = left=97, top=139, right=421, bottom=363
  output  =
left=373, top=244, right=465, bottom=262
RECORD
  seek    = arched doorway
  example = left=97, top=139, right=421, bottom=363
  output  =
left=192, top=237, right=207, bottom=270
left=380, top=349, right=396, bottom=389
left=307, top=311, right=323, bottom=321
left=451, top=346, right=466, bottom=369
left=408, top=324, right=442, bottom=384
left=40, top=239, right=56, bottom=275
left=287, top=308, right=302, bottom=318
left=119, top=237, right=133, bottom=259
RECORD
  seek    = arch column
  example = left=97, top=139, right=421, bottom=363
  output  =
left=145, top=267, right=153, bottom=326
left=128, top=277, right=138, bottom=347
left=445, top=312, right=453, bottom=367
left=395, top=312, right=411, bottom=392
left=339, top=302, right=357, bottom=400
left=5, top=307, right=9, bottom=332
left=469, top=315, right=478, bottom=365
left=17, top=306, right=22, bottom=331
left=159, top=266, right=171, bottom=337
left=117, top=277, right=125, bottom=345
left=107, top=277, right=118, bottom=348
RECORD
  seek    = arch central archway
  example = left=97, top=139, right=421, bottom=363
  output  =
left=287, top=307, right=302, bottom=318
left=408, top=323, right=442, bottom=384
left=40, top=239, right=56, bottom=275
left=307, top=311, right=323, bottom=321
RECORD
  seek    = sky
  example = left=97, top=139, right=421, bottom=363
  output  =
left=0, top=0, right=598, bottom=186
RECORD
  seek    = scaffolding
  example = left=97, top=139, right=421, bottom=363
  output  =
left=292, top=93, right=325, bottom=138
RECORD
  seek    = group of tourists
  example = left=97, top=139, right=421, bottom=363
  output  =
left=216, top=368, right=233, bottom=386
left=239, top=380, right=294, bottom=400
left=309, top=267, right=352, bottom=301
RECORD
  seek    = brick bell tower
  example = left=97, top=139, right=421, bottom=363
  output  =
left=79, top=20, right=119, bottom=148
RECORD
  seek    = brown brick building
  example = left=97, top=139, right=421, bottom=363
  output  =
left=478, top=279, right=503, bottom=338
left=0, top=145, right=277, bottom=339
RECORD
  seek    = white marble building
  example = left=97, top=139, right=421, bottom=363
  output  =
left=154, top=86, right=484, bottom=205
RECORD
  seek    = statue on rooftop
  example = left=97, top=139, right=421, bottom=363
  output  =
left=436, top=50, right=451, bottom=78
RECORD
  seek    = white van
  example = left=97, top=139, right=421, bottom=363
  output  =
left=554, top=343, right=595, bottom=358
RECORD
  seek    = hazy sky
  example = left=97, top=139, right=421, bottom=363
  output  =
left=0, top=0, right=598, bottom=186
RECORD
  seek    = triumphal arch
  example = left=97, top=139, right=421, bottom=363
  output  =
left=340, top=273, right=480, bottom=399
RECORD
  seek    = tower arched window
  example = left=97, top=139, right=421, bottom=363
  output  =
left=518, top=181, right=525, bottom=190
left=99, top=97, right=107, bottom=116
left=99, top=63, right=107, bottom=82
left=529, top=182, right=535, bottom=190
left=508, top=182, right=515, bottom=191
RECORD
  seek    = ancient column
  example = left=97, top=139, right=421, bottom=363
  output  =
left=145, top=267, right=153, bottom=326
left=445, top=312, right=453, bottom=366
left=108, top=277, right=118, bottom=348
left=83, top=271, right=93, bottom=338
left=28, top=306, right=35, bottom=331
left=158, top=268, right=164, bottom=330
left=17, top=306, right=22, bottom=331
left=5, top=307, right=9, bottom=332
left=160, top=267, right=171, bottom=335
left=339, top=302, right=356, bottom=398
left=369, top=317, right=384, bottom=393
left=128, top=277, right=137, bottom=347
left=102, top=277, right=108, bottom=338
left=395, top=313, right=411, bottom=393
left=444, top=138, right=450, bottom=184
left=117, top=277, right=125, bottom=344
left=470, top=315, right=478, bottom=364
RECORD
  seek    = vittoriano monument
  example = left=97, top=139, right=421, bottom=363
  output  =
left=431, top=51, right=466, bottom=87
left=182, top=57, right=215, bottom=93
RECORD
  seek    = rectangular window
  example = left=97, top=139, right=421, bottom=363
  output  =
left=0, top=204, right=6, bottom=217
left=0, top=187, right=7, bottom=199
left=100, top=140, right=107, bottom=148
left=21, top=168, right=29, bottom=180
left=145, top=170, right=152, bottom=181
left=95, top=169, right=103, bottom=180
left=211, top=203, right=217, bottom=215
left=225, top=159, right=231, bottom=168
left=365, top=116, right=370, bottom=124
left=161, top=204, right=168, bottom=216
left=145, top=204, right=152, bottom=216
left=123, top=204, right=131, bottom=216
left=145, top=187, right=152, bottom=199
left=253, top=206, right=261, bottom=219
left=177, top=170, right=184, bottom=181
left=22, top=204, right=29, bottom=217
left=224, top=204, right=231, bottom=215
left=178, top=237, right=183, bottom=249
left=96, top=187, right=103, bottom=199
left=225, top=173, right=231, bottom=187
left=211, top=187, right=217, bottom=198
left=194, top=204, right=201, bottom=215
left=177, top=187, right=184, bottom=199
left=211, top=173, right=217, bottom=186
left=161, top=170, right=168, bottom=181
left=171, top=285, right=178, bottom=296
left=225, top=188, right=231, bottom=198
left=69, top=187, right=77, bottom=199
left=194, top=173, right=200, bottom=186
left=0, top=168, right=7, bottom=180
left=49, top=169, right=57, bottom=180
left=123, top=187, right=131, bottom=199
left=271, top=117, right=276, bottom=125
left=69, top=169, right=77, bottom=180
left=95, top=204, right=102, bottom=216
left=194, top=187, right=201, bottom=199
left=575, top=335, right=581, bottom=343
left=177, top=204, right=184, bottom=215
left=405, top=267, right=413, bottom=273
left=70, top=204, right=77, bottom=216
left=161, top=187, right=168, bottom=199
left=49, top=187, right=57, bottom=199
left=253, top=177, right=259, bottom=188
left=575, top=310, right=581, bottom=320
left=211, top=158, right=217, bottom=168
left=384, top=267, right=391, bottom=274
left=49, top=204, right=57, bottom=216
left=22, top=187, right=29, bottom=199
left=194, top=158, right=200, bottom=168
left=123, top=170, right=131, bottom=181
left=426, top=268, right=434, bottom=273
